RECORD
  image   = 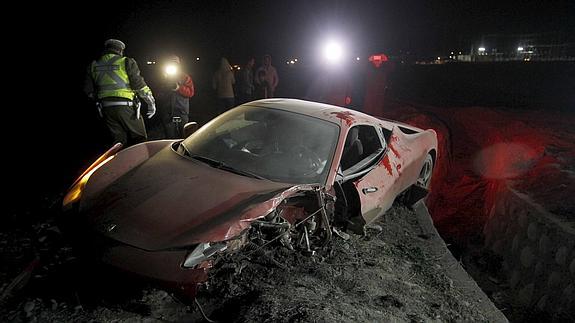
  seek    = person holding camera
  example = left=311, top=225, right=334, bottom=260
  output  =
left=157, top=55, right=195, bottom=138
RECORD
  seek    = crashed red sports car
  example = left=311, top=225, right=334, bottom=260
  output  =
left=61, top=98, right=437, bottom=298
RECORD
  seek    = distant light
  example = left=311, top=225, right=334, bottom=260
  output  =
left=322, top=40, right=344, bottom=64
left=286, top=61, right=290, bottom=65
left=196, top=57, right=200, bottom=61
left=165, top=64, right=178, bottom=76
left=146, top=61, right=153, bottom=65
left=437, top=57, right=441, bottom=60
left=356, top=57, right=360, bottom=61
left=478, top=47, right=486, bottom=52
left=294, top=58, right=298, bottom=62
left=517, top=47, right=524, bottom=52
left=450, top=52, right=454, bottom=55
left=290, top=60, right=295, bottom=64
left=458, top=52, right=462, bottom=55
left=368, top=53, right=388, bottom=68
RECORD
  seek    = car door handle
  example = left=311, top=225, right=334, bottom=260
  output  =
left=362, top=187, right=378, bottom=194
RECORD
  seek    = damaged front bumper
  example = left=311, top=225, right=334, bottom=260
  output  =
left=101, top=243, right=211, bottom=299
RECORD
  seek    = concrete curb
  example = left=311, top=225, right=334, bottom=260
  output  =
left=414, top=201, right=509, bottom=322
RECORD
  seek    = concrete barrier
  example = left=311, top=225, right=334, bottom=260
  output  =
left=483, top=185, right=575, bottom=314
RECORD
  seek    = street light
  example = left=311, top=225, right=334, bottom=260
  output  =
left=165, top=64, right=178, bottom=76
left=322, top=40, right=344, bottom=64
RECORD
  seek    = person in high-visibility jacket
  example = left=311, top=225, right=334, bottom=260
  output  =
left=84, top=39, right=156, bottom=147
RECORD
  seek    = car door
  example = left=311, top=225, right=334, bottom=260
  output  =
left=340, top=125, right=402, bottom=225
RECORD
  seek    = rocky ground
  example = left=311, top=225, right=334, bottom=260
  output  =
left=0, top=196, right=504, bottom=322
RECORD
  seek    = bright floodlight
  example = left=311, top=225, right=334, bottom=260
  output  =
left=517, top=46, right=524, bottom=52
left=165, top=64, right=178, bottom=76
left=322, top=40, right=344, bottom=64
left=478, top=47, right=486, bottom=52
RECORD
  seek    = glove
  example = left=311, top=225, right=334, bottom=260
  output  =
left=147, top=103, right=156, bottom=119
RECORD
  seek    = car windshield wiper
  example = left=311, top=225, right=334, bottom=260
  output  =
left=216, top=163, right=266, bottom=180
left=183, top=148, right=265, bottom=180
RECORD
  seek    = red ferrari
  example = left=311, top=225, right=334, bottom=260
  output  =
left=61, top=99, right=437, bottom=298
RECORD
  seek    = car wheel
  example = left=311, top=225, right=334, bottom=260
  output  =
left=416, top=154, right=434, bottom=189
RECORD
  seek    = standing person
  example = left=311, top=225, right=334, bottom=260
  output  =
left=254, top=69, right=270, bottom=99
left=157, top=55, right=195, bottom=138
left=237, top=57, right=255, bottom=104
left=84, top=39, right=156, bottom=147
left=212, top=57, right=235, bottom=114
left=363, top=59, right=395, bottom=116
left=255, top=54, right=279, bottom=97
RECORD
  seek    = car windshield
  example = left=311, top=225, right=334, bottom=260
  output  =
left=180, top=105, right=340, bottom=184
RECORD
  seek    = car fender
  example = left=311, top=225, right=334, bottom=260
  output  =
left=80, top=140, right=176, bottom=211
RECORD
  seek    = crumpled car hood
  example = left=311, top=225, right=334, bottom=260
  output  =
left=81, top=145, right=291, bottom=251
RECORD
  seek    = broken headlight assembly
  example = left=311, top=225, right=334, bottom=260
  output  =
left=182, top=232, right=248, bottom=269
left=182, top=242, right=228, bottom=268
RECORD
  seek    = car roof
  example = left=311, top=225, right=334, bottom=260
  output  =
left=244, top=98, right=393, bottom=128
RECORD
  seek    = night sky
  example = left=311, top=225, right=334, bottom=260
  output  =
left=7, top=0, right=574, bottom=208
left=35, top=0, right=575, bottom=62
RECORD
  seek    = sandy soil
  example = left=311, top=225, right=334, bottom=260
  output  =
left=0, top=198, right=504, bottom=322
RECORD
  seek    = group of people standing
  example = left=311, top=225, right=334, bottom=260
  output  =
left=212, top=54, right=279, bottom=113
left=85, top=38, right=279, bottom=148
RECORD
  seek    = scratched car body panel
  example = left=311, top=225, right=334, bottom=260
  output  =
left=61, top=98, right=438, bottom=298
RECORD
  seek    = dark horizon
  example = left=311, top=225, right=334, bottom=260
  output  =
left=41, top=0, right=575, bottom=63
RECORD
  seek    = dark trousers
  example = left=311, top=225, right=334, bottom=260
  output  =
left=162, top=114, right=189, bottom=139
left=102, top=105, right=147, bottom=147
left=237, top=92, right=253, bottom=105
left=218, top=97, right=235, bottom=114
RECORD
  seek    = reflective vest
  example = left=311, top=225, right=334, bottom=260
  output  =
left=91, top=54, right=135, bottom=100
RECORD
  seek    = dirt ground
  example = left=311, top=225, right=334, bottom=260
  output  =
left=0, top=196, right=506, bottom=323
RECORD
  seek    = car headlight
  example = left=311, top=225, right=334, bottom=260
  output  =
left=182, top=242, right=227, bottom=268
left=62, top=143, right=122, bottom=210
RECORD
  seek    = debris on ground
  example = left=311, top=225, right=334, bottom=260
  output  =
left=1, top=198, right=504, bottom=322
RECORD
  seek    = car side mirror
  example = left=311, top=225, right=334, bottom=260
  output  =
left=183, top=122, right=199, bottom=138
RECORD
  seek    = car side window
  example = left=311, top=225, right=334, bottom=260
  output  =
left=341, top=125, right=383, bottom=171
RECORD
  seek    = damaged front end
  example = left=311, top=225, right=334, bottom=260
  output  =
left=69, top=184, right=338, bottom=302
left=178, top=185, right=337, bottom=298
left=247, top=186, right=335, bottom=255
